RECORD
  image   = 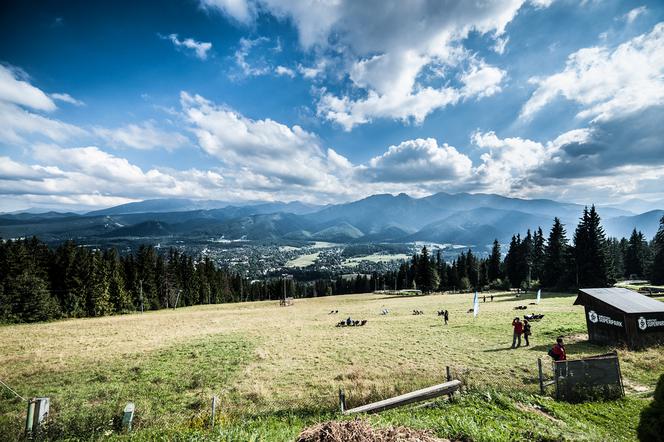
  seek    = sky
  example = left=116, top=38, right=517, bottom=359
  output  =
left=1, top=0, right=663, bottom=212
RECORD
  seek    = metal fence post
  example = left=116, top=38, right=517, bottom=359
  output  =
left=211, top=396, right=218, bottom=429
left=338, top=388, right=346, bottom=413
left=25, top=399, right=35, bottom=435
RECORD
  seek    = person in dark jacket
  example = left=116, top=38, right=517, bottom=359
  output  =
left=523, top=319, right=531, bottom=346
left=511, top=317, right=523, bottom=348
left=444, top=310, right=449, bottom=325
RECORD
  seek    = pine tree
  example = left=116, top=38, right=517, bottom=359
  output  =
left=542, top=217, right=570, bottom=288
left=651, top=216, right=664, bottom=285
left=574, top=206, right=610, bottom=287
left=505, top=235, right=523, bottom=288
left=488, top=239, right=502, bottom=282
left=105, top=249, right=132, bottom=313
left=624, top=230, right=646, bottom=278
left=520, top=230, right=534, bottom=288
left=606, top=237, right=625, bottom=282
left=5, top=272, right=60, bottom=322
left=532, top=227, right=545, bottom=281
left=86, top=251, right=112, bottom=317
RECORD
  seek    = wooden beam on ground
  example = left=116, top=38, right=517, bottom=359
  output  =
left=343, top=380, right=461, bottom=415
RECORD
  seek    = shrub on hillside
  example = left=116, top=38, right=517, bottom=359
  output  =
left=638, top=373, right=664, bottom=442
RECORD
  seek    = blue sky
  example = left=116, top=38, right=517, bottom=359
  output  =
left=1, top=0, right=663, bottom=212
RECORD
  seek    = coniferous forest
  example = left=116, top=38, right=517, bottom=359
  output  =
left=1, top=206, right=663, bottom=324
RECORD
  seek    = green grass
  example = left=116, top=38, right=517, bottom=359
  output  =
left=1, top=291, right=662, bottom=441
left=0, top=335, right=252, bottom=440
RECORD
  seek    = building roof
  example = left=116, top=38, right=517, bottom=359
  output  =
left=576, top=288, right=664, bottom=314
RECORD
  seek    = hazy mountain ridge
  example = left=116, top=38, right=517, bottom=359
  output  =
left=0, top=193, right=661, bottom=245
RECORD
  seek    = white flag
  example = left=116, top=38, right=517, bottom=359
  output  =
left=473, top=291, right=479, bottom=318
left=536, top=289, right=541, bottom=304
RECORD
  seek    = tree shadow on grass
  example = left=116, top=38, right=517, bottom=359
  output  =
left=483, top=346, right=516, bottom=352
left=526, top=340, right=611, bottom=355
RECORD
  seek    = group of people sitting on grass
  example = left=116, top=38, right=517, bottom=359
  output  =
left=380, top=308, right=389, bottom=315
left=328, top=310, right=339, bottom=314
left=412, top=309, right=424, bottom=315
left=524, top=313, right=545, bottom=321
left=336, top=317, right=368, bottom=327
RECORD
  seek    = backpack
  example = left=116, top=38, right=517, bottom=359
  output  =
left=548, top=347, right=558, bottom=360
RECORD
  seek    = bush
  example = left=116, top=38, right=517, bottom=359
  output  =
left=638, top=373, right=664, bottom=441
left=458, top=277, right=471, bottom=291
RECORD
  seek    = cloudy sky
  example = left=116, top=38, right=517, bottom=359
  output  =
left=1, top=0, right=663, bottom=212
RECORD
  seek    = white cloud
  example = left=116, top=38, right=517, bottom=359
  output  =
left=624, top=6, right=647, bottom=24
left=521, top=22, right=664, bottom=121
left=0, top=101, right=86, bottom=144
left=362, top=138, right=472, bottom=183
left=201, top=0, right=546, bottom=129
left=0, top=65, right=56, bottom=111
left=493, top=36, right=509, bottom=55
left=200, top=0, right=254, bottom=24
left=0, top=145, right=235, bottom=205
left=50, top=93, right=85, bottom=106
left=461, top=61, right=506, bottom=98
left=471, top=131, right=550, bottom=194
left=165, top=33, right=212, bottom=60
left=180, top=92, right=352, bottom=193
left=234, top=37, right=271, bottom=77
left=94, top=121, right=189, bottom=150
left=275, top=65, right=295, bottom=77
left=0, top=65, right=86, bottom=144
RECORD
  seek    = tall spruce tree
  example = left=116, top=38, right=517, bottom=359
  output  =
left=573, top=206, right=610, bottom=287
left=542, top=217, right=569, bottom=288
left=625, top=229, right=649, bottom=279
left=606, top=237, right=625, bottom=282
left=505, top=235, right=523, bottom=288
left=651, top=216, right=664, bottom=284
left=532, top=227, right=545, bottom=281
left=488, top=239, right=502, bottom=282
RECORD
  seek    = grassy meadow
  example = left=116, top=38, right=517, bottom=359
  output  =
left=1, top=290, right=662, bottom=441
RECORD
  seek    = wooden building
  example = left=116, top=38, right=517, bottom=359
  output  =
left=574, top=288, right=664, bottom=349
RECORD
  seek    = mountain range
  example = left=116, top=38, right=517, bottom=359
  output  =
left=1, top=193, right=662, bottom=246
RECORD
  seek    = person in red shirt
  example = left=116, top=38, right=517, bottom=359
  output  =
left=550, top=336, right=567, bottom=361
left=511, top=317, right=523, bottom=348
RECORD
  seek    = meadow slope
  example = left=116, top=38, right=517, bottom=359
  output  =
left=1, top=291, right=662, bottom=441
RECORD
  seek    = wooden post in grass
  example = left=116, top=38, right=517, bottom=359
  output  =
left=210, top=395, right=218, bottom=429
left=446, top=366, right=453, bottom=399
left=338, top=388, right=346, bottom=413
left=344, top=380, right=461, bottom=415
left=538, top=358, right=544, bottom=394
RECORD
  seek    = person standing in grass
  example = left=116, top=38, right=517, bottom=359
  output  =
left=523, top=319, right=531, bottom=346
left=511, top=317, right=523, bottom=348
left=444, top=310, right=449, bottom=325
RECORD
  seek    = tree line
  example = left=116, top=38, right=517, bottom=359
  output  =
left=381, top=206, right=664, bottom=293
left=1, top=206, right=663, bottom=323
left=0, top=240, right=378, bottom=323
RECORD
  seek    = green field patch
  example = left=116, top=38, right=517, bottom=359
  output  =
left=0, top=334, right=253, bottom=441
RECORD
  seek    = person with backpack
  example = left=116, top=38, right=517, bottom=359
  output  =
left=511, top=317, right=523, bottom=348
left=548, top=336, right=566, bottom=361
left=523, top=319, right=531, bottom=346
